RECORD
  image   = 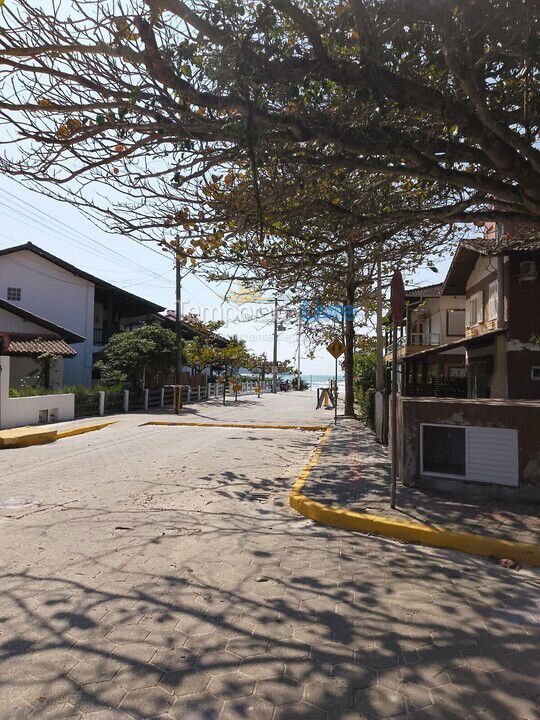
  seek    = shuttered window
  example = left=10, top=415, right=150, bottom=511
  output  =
left=421, top=424, right=518, bottom=486
left=487, top=280, right=498, bottom=321
left=465, top=290, right=483, bottom=327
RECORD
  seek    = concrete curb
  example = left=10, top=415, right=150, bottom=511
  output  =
left=56, top=421, right=117, bottom=439
left=290, top=427, right=540, bottom=568
left=0, top=420, right=117, bottom=448
left=144, top=421, right=329, bottom=431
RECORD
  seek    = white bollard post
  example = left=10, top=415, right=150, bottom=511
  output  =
left=98, top=391, right=105, bottom=416
left=197, top=385, right=201, bottom=401
left=123, top=389, right=129, bottom=412
left=160, top=387, right=165, bottom=407
left=144, top=388, right=149, bottom=410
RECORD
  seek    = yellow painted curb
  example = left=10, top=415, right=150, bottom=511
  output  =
left=290, top=428, right=540, bottom=568
left=0, top=420, right=117, bottom=448
left=0, top=426, right=58, bottom=448
left=144, top=421, right=329, bottom=431
left=56, top=421, right=117, bottom=439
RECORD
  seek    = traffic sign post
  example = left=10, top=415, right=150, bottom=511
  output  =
left=327, top=339, right=345, bottom=425
left=390, top=270, right=405, bottom=509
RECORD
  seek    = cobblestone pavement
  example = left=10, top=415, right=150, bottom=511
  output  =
left=0, top=393, right=539, bottom=719
left=305, top=419, right=540, bottom=546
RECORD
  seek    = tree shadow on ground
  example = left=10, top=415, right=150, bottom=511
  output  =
left=1, top=503, right=539, bottom=720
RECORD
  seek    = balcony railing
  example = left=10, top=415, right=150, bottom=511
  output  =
left=385, top=332, right=440, bottom=356
left=93, top=328, right=110, bottom=345
left=407, top=376, right=468, bottom=399
left=408, top=332, right=440, bottom=346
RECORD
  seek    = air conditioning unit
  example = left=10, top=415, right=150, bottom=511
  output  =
left=519, top=260, right=538, bottom=281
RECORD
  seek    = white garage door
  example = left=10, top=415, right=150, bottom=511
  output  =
left=466, top=427, right=519, bottom=486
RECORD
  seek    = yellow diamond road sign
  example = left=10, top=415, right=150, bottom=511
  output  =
left=327, top=339, right=345, bottom=359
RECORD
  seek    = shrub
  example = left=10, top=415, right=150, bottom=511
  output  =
left=9, top=383, right=124, bottom=399
left=362, top=387, right=377, bottom=430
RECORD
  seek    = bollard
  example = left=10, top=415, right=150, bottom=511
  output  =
left=144, top=388, right=149, bottom=410
left=98, top=391, right=105, bottom=416
left=123, top=389, right=129, bottom=413
left=160, top=387, right=165, bottom=407
left=197, top=385, right=201, bottom=401
left=187, top=386, right=191, bottom=404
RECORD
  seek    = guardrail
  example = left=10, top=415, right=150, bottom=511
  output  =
left=74, top=380, right=275, bottom=418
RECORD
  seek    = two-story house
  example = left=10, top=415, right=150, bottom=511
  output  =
left=442, top=227, right=540, bottom=399
left=385, top=282, right=466, bottom=397
left=0, top=242, right=165, bottom=386
left=394, top=225, right=540, bottom=500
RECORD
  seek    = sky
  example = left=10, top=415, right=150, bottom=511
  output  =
left=0, top=175, right=451, bottom=375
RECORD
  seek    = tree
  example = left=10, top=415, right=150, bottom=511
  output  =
left=96, top=325, right=176, bottom=388
left=198, top=165, right=456, bottom=415
left=0, top=0, right=537, bottom=253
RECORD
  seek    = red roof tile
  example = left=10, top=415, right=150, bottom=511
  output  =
left=6, top=334, right=77, bottom=357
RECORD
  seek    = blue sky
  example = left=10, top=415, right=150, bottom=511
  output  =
left=0, top=175, right=450, bottom=375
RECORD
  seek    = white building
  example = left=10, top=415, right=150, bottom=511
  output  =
left=0, top=243, right=165, bottom=386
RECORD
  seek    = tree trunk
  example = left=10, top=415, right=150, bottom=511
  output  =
left=344, top=241, right=356, bottom=417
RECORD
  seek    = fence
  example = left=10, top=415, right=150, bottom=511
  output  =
left=73, top=380, right=274, bottom=419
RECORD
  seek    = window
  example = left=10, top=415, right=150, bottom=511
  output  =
left=532, top=367, right=540, bottom=381
left=421, top=425, right=518, bottom=486
left=487, top=280, right=498, bottom=321
left=446, top=309, right=465, bottom=337
left=422, top=425, right=466, bottom=477
left=7, top=287, right=21, bottom=301
left=465, top=290, right=483, bottom=327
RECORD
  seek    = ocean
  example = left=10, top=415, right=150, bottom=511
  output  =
left=283, top=373, right=345, bottom=391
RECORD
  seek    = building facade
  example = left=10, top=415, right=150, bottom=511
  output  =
left=0, top=243, right=164, bottom=386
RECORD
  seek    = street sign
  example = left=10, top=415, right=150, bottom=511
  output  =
left=390, top=269, right=405, bottom=319
left=326, top=338, right=345, bottom=359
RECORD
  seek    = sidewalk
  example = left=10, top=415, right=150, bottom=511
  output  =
left=302, top=418, right=540, bottom=547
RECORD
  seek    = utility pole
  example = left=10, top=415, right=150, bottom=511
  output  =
left=296, top=304, right=301, bottom=388
left=175, top=254, right=183, bottom=413
left=376, top=259, right=385, bottom=392
left=272, top=296, right=278, bottom=394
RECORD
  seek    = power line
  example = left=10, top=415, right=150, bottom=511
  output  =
left=0, top=184, right=235, bottom=305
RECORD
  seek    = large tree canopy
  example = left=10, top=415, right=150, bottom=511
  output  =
left=0, top=0, right=538, bottom=254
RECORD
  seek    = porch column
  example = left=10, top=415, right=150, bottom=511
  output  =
left=421, top=356, right=428, bottom=392
left=0, top=356, right=10, bottom=429
left=105, top=294, right=114, bottom=340
left=411, top=362, right=418, bottom=396
left=490, top=334, right=508, bottom=399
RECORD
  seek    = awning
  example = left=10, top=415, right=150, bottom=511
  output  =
left=6, top=334, right=77, bottom=358
left=399, top=329, right=506, bottom=362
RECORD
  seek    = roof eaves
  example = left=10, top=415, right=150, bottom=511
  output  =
left=0, top=242, right=165, bottom=314
left=0, top=298, right=85, bottom=343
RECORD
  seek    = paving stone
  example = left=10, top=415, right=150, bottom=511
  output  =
left=220, top=696, right=275, bottom=720
left=272, top=701, right=327, bottom=720
left=355, top=686, right=407, bottom=718
left=256, top=677, right=304, bottom=706
left=119, top=685, right=174, bottom=716
left=207, top=671, right=255, bottom=698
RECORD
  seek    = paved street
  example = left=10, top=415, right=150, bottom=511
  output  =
left=0, top=392, right=538, bottom=720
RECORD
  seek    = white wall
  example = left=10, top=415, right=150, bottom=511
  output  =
left=466, top=256, right=497, bottom=290
left=409, top=296, right=465, bottom=348
left=0, top=251, right=94, bottom=385
left=0, top=356, right=74, bottom=429
left=9, top=356, right=64, bottom=390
